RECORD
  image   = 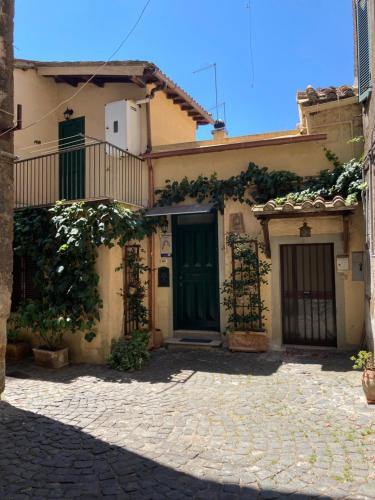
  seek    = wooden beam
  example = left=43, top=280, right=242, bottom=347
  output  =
left=166, top=93, right=178, bottom=99
left=173, top=98, right=185, bottom=104
left=181, top=104, right=194, bottom=111
left=188, top=111, right=200, bottom=117
left=343, top=214, right=350, bottom=254
left=130, top=76, right=146, bottom=88
left=254, top=209, right=355, bottom=220
left=260, top=219, right=271, bottom=258
left=54, top=76, right=78, bottom=87
left=92, top=77, right=105, bottom=87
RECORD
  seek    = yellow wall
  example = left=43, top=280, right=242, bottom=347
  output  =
left=151, top=97, right=365, bottom=348
left=14, top=68, right=199, bottom=157
left=149, top=90, right=197, bottom=146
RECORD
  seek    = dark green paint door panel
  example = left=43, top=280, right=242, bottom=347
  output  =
left=173, top=213, right=220, bottom=331
left=59, top=117, right=85, bottom=200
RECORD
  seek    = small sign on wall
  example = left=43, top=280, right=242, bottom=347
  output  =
left=336, top=255, right=349, bottom=273
left=229, top=213, right=245, bottom=233
left=160, top=233, right=172, bottom=257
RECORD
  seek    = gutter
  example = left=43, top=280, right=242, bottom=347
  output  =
left=143, top=133, right=328, bottom=160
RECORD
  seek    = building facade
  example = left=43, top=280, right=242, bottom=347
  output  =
left=147, top=88, right=365, bottom=351
left=353, top=0, right=375, bottom=350
left=12, top=57, right=366, bottom=362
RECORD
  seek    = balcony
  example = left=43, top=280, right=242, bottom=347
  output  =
left=14, top=138, right=148, bottom=209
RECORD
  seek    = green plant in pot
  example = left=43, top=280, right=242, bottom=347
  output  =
left=19, top=302, right=71, bottom=368
left=108, top=330, right=150, bottom=371
left=6, top=312, right=31, bottom=361
left=221, top=233, right=270, bottom=352
left=351, top=351, right=375, bottom=404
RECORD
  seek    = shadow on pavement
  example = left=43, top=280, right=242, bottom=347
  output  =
left=6, top=348, right=354, bottom=387
left=0, top=400, right=320, bottom=499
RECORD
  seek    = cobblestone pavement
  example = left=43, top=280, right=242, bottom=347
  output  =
left=1, top=349, right=375, bottom=499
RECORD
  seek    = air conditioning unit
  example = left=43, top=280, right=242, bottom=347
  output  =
left=105, top=99, right=141, bottom=155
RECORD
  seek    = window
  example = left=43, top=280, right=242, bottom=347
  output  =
left=11, top=255, right=40, bottom=310
left=356, top=0, right=372, bottom=102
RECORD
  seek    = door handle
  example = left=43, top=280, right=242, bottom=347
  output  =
left=303, top=291, right=311, bottom=298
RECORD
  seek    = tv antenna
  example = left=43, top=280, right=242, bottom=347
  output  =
left=193, top=63, right=219, bottom=120
left=208, top=101, right=227, bottom=126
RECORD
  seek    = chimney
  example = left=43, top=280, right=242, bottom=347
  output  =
left=211, top=119, right=228, bottom=142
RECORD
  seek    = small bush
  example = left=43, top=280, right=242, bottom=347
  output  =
left=107, top=330, right=150, bottom=371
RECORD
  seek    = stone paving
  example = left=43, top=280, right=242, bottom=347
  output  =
left=1, top=349, right=375, bottom=499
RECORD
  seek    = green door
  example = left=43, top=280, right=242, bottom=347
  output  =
left=173, top=212, right=220, bottom=331
left=59, top=117, right=85, bottom=200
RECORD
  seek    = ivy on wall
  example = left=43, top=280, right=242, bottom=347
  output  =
left=155, top=150, right=365, bottom=210
left=13, top=201, right=156, bottom=349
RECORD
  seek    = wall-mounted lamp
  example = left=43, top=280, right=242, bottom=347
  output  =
left=160, top=216, right=169, bottom=234
left=63, top=107, right=74, bottom=120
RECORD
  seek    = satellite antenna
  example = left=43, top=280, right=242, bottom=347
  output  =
left=193, top=63, right=219, bottom=120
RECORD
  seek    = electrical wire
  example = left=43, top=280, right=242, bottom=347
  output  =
left=246, top=1, right=255, bottom=88
left=0, top=108, right=14, bottom=116
left=0, top=0, right=152, bottom=139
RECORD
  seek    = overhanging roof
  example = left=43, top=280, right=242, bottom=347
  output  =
left=145, top=202, right=216, bottom=217
left=14, top=59, right=213, bottom=125
left=252, top=195, right=356, bottom=219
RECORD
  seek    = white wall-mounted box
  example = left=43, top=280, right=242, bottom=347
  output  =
left=336, top=255, right=349, bottom=273
left=105, top=99, right=141, bottom=156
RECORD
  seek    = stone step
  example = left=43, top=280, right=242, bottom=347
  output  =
left=164, top=336, right=223, bottom=350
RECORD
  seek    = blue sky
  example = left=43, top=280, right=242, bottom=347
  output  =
left=14, top=0, right=354, bottom=140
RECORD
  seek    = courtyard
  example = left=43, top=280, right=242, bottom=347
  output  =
left=1, top=349, right=375, bottom=499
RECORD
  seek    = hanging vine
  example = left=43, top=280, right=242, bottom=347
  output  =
left=155, top=150, right=365, bottom=210
left=13, top=201, right=157, bottom=349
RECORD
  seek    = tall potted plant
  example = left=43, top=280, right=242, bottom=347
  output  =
left=122, top=246, right=163, bottom=349
left=351, top=351, right=375, bottom=404
left=222, top=233, right=270, bottom=352
left=6, top=312, right=30, bottom=361
left=19, top=303, right=70, bottom=368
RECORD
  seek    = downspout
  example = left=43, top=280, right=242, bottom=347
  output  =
left=146, top=100, right=155, bottom=339
left=145, top=82, right=165, bottom=340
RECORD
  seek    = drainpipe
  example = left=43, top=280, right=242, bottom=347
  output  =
left=145, top=81, right=167, bottom=341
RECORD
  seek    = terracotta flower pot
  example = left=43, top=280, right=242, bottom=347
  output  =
left=32, top=347, right=69, bottom=369
left=152, top=329, right=163, bottom=349
left=6, top=341, right=30, bottom=361
left=228, top=330, right=268, bottom=353
left=362, top=369, right=375, bottom=404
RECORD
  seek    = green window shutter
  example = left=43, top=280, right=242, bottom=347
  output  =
left=356, top=0, right=372, bottom=102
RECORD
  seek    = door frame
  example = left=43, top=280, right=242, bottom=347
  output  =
left=270, top=233, right=347, bottom=349
left=58, top=116, right=85, bottom=200
left=171, top=211, right=220, bottom=331
left=280, top=242, right=337, bottom=347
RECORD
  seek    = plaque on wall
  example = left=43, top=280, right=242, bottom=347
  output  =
left=160, top=233, right=172, bottom=257
left=229, top=213, right=245, bottom=233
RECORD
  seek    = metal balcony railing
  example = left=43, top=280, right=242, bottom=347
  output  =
left=14, top=139, right=147, bottom=209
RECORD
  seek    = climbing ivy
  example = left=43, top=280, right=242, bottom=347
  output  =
left=155, top=150, right=365, bottom=210
left=13, top=201, right=156, bottom=349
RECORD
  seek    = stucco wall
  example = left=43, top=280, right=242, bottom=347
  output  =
left=361, top=0, right=375, bottom=351
left=149, top=90, right=197, bottom=146
left=14, top=69, right=199, bottom=156
left=151, top=98, right=365, bottom=347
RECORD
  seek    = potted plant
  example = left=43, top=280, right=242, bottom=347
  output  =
left=20, top=303, right=70, bottom=369
left=222, top=233, right=270, bottom=352
left=123, top=246, right=155, bottom=348
left=6, top=313, right=30, bottom=361
left=108, top=330, right=150, bottom=371
left=351, top=351, right=375, bottom=404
